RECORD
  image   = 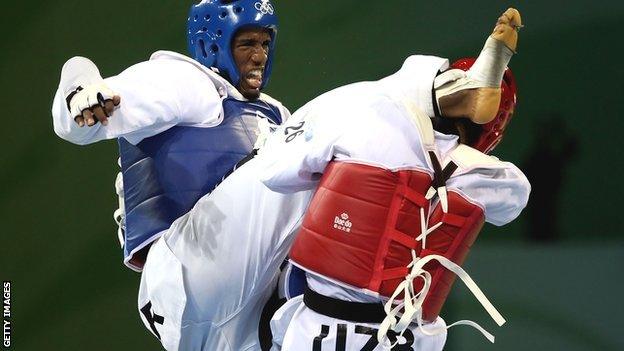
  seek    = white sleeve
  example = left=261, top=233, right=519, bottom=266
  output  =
left=258, top=105, right=348, bottom=193
left=259, top=56, right=449, bottom=193
left=448, top=163, right=531, bottom=226
left=52, top=58, right=222, bottom=145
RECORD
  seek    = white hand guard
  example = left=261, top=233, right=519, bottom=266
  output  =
left=60, top=56, right=117, bottom=117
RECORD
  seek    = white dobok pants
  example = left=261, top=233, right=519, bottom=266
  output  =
left=270, top=296, right=447, bottom=351
left=137, top=159, right=313, bottom=351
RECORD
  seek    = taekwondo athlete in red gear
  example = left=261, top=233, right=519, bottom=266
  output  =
left=264, top=8, right=529, bottom=351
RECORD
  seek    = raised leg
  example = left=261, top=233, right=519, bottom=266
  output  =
left=435, top=8, right=522, bottom=124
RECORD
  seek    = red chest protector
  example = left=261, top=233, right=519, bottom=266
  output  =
left=289, top=160, right=485, bottom=322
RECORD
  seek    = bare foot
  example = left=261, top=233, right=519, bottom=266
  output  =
left=491, top=8, right=522, bottom=52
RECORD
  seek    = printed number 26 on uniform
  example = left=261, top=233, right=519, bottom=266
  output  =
left=284, top=121, right=305, bottom=143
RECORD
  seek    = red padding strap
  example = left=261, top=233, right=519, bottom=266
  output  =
left=400, top=185, right=429, bottom=207
left=441, top=213, right=466, bottom=227
left=381, top=267, right=410, bottom=281
left=391, top=229, right=419, bottom=249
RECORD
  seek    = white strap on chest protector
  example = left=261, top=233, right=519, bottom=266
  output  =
left=376, top=145, right=505, bottom=347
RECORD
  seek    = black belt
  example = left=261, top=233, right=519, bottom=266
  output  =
left=303, top=287, right=387, bottom=324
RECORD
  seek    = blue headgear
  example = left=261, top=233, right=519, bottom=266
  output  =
left=187, top=0, right=279, bottom=89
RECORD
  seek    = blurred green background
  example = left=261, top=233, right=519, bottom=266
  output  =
left=1, top=0, right=622, bottom=350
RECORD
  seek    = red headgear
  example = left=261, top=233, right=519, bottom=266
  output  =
left=450, top=58, right=517, bottom=154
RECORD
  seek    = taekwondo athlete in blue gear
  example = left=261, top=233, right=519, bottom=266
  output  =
left=188, top=0, right=278, bottom=90
left=52, top=0, right=286, bottom=271
left=117, top=0, right=282, bottom=270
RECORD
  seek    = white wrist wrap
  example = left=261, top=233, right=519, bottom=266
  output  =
left=466, top=37, right=514, bottom=88
left=69, top=84, right=116, bottom=117
left=434, top=36, right=515, bottom=105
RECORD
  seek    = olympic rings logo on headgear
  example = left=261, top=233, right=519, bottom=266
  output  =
left=254, top=0, right=274, bottom=15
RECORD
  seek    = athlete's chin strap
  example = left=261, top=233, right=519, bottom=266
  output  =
left=377, top=151, right=505, bottom=347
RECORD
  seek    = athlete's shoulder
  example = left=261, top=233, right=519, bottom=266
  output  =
left=149, top=50, right=210, bottom=72
left=147, top=50, right=224, bottom=88
left=444, top=144, right=530, bottom=226
left=259, top=91, right=282, bottom=106
left=399, top=55, right=449, bottom=72
left=448, top=144, right=530, bottom=197
left=259, top=92, right=290, bottom=123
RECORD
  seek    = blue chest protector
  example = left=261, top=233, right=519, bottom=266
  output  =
left=118, top=98, right=282, bottom=270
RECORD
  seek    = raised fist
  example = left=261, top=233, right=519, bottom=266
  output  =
left=66, top=83, right=120, bottom=127
left=61, top=56, right=121, bottom=127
